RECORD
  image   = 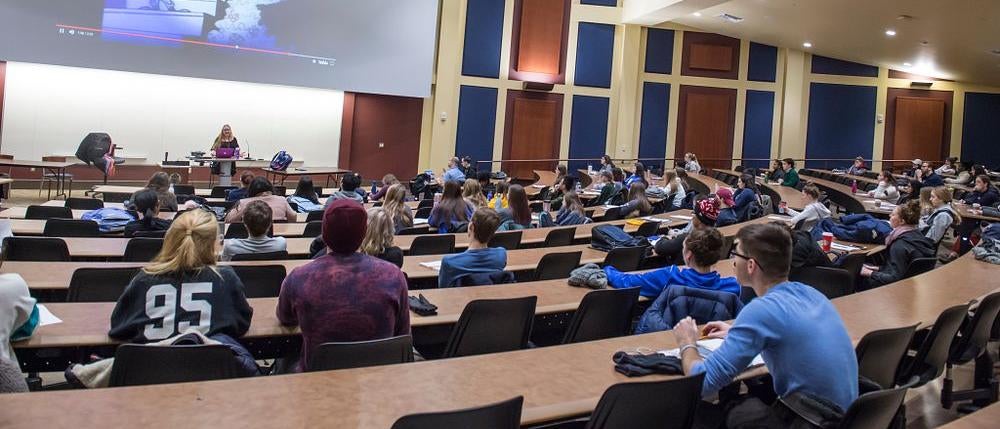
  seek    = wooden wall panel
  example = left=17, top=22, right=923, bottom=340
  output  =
left=883, top=88, right=952, bottom=163
left=509, top=0, right=571, bottom=84
left=681, top=32, right=740, bottom=80
left=891, top=97, right=946, bottom=164
left=0, top=61, right=5, bottom=148
left=676, top=86, right=737, bottom=169
left=503, top=91, right=563, bottom=180
left=338, top=93, right=423, bottom=180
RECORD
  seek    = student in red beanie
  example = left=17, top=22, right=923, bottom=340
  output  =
left=276, top=199, right=410, bottom=372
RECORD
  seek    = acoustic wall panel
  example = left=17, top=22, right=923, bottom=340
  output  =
left=805, top=83, right=877, bottom=168
left=681, top=32, right=740, bottom=80
left=747, top=42, right=777, bottom=83
left=568, top=95, right=610, bottom=172
left=581, top=0, right=618, bottom=6
left=644, top=28, right=674, bottom=74
left=637, top=82, right=670, bottom=166
left=574, top=22, right=615, bottom=88
left=961, top=92, right=1000, bottom=168
left=461, top=0, right=506, bottom=78
left=742, top=90, right=775, bottom=169
left=811, top=55, right=879, bottom=78
left=455, top=85, right=499, bottom=170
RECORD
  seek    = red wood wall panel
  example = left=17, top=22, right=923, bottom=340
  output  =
left=339, top=93, right=423, bottom=180
left=509, top=0, right=571, bottom=84
left=883, top=88, right=952, bottom=164
left=0, top=61, right=6, bottom=149
left=676, top=86, right=737, bottom=169
left=503, top=90, right=563, bottom=180
left=681, top=32, right=740, bottom=80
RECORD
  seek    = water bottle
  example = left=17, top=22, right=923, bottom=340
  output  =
left=487, top=191, right=493, bottom=201
left=587, top=164, right=593, bottom=175
left=851, top=180, right=857, bottom=194
left=371, top=180, right=378, bottom=195
left=576, top=181, right=582, bottom=193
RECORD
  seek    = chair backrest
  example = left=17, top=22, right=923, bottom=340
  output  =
left=390, top=396, right=523, bottom=429
left=634, top=221, right=660, bottom=237
left=409, top=234, right=455, bottom=256
left=302, top=221, right=323, bottom=238
left=42, top=218, right=101, bottom=238
left=123, top=238, right=164, bottom=262
left=231, top=265, right=287, bottom=298
left=103, top=192, right=131, bottom=203
left=414, top=206, right=433, bottom=219
left=838, top=252, right=866, bottom=286
left=397, top=226, right=427, bottom=236
left=534, top=251, right=582, bottom=281
left=210, top=186, right=237, bottom=198
left=64, top=197, right=104, bottom=210
left=718, top=235, right=736, bottom=260
left=543, top=227, right=576, bottom=247
left=949, top=291, right=1000, bottom=365
left=109, top=344, right=243, bottom=387
left=224, top=223, right=274, bottom=239
left=585, top=374, right=705, bottom=429
left=903, top=257, right=937, bottom=279
left=837, top=387, right=908, bottom=429
left=897, top=302, right=971, bottom=387
left=417, top=199, right=435, bottom=209
left=309, top=335, right=414, bottom=372
left=67, top=267, right=141, bottom=302
left=173, top=185, right=196, bottom=195
left=273, top=186, right=287, bottom=196
left=25, top=205, right=73, bottom=220
left=604, top=246, right=646, bottom=272
left=305, top=210, right=325, bottom=223
left=739, top=286, right=758, bottom=305
left=488, top=231, right=522, bottom=250
left=442, top=297, right=537, bottom=358
left=563, top=287, right=640, bottom=344
left=231, top=251, right=288, bottom=261
left=855, top=324, right=919, bottom=389
left=601, top=207, right=623, bottom=221
left=789, top=266, right=854, bottom=299
left=454, top=271, right=516, bottom=287
left=2, top=237, right=71, bottom=261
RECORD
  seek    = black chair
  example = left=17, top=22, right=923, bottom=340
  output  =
left=309, top=335, right=414, bottom=372
left=903, top=257, right=937, bottom=279
left=123, top=238, right=164, bottom=262
left=534, top=251, right=582, bottom=281
left=896, top=303, right=971, bottom=388
left=633, top=221, right=659, bottom=237
left=855, top=324, right=919, bottom=390
left=273, top=186, right=287, bottom=196
left=64, top=197, right=103, bottom=210
left=102, top=192, right=131, bottom=203
left=224, top=223, right=274, bottom=239
left=172, top=185, right=195, bottom=196
left=409, top=235, right=455, bottom=256
left=414, top=207, right=432, bottom=219
left=108, top=344, right=244, bottom=387
left=210, top=186, right=237, bottom=198
left=543, top=227, right=576, bottom=247
left=718, top=235, right=735, bottom=260
left=583, top=374, right=705, bottom=429
left=390, top=396, right=523, bottom=429
left=397, top=226, right=428, bottom=235
left=442, top=297, right=537, bottom=358
left=941, top=291, right=1000, bottom=410
left=67, top=267, right=141, bottom=302
left=838, top=387, right=909, bottom=429
left=600, top=207, right=622, bottom=221
left=2, top=237, right=70, bottom=261
left=739, top=287, right=758, bottom=305
left=839, top=252, right=866, bottom=285
left=603, top=246, right=646, bottom=272
left=454, top=271, right=517, bottom=287
left=232, top=265, right=287, bottom=298
left=417, top=199, right=435, bottom=210
left=305, top=210, right=325, bottom=223
left=302, top=221, right=323, bottom=238
left=24, top=205, right=73, bottom=220
left=562, top=287, right=640, bottom=344
left=231, top=251, right=288, bottom=261
left=42, top=219, right=101, bottom=237
left=488, top=231, right=522, bottom=250
left=789, top=266, right=854, bottom=299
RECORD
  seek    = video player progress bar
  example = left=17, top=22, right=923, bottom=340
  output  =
left=56, top=24, right=337, bottom=63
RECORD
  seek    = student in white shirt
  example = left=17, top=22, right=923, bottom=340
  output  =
left=867, top=170, right=900, bottom=203
left=785, top=184, right=831, bottom=232
left=222, top=200, right=287, bottom=261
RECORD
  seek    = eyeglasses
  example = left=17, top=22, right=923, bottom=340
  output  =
left=729, top=249, right=763, bottom=270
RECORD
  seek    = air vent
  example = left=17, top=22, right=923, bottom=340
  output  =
left=716, top=13, right=744, bottom=23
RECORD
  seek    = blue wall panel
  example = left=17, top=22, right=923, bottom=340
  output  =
left=455, top=86, right=498, bottom=170
left=461, top=0, right=505, bottom=78
left=742, top=90, right=775, bottom=169
left=805, top=83, right=876, bottom=168
left=961, top=92, right=1000, bottom=169
left=574, top=22, right=615, bottom=88
left=747, top=42, right=777, bottom=82
left=644, top=28, right=674, bottom=74
left=568, top=96, right=611, bottom=172
left=581, top=0, right=618, bottom=6
left=811, top=55, right=879, bottom=77
left=637, top=82, right=671, bottom=168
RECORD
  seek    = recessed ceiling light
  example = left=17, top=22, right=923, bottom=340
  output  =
left=903, top=62, right=912, bottom=67
left=693, top=12, right=702, bottom=17
left=802, top=42, right=812, bottom=48
left=885, top=29, right=897, bottom=36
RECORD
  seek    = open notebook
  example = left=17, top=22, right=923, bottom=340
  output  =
left=660, top=338, right=765, bottom=367
left=418, top=260, right=442, bottom=271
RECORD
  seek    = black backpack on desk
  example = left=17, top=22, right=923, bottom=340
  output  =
left=591, top=224, right=650, bottom=252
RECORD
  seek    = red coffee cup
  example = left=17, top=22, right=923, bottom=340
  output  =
left=778, top=201, right=787, bottom=214
left=821, top=232, right=834, bottom=252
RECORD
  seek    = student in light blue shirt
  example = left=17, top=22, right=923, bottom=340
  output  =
left=438, top=208, right=507, bottom=288
left=672, top=223, right=858, bottom=415
left=442, top=157, right=467, bottom=184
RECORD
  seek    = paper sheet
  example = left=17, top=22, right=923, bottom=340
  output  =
left=830, top=242, right=861, bottom=252
left=660, top=338, right=765, bottom=367
left=419, top=260, right=442, bottom=270
left=767, top=215, right=789, bottom=221
left=641, top=216, right=664, bottom=222
left=413, top=218, right=429, bottom=225
left=670, top=215, right=693, bottom=220
left=531, top=184, right=546, bottom=188
left=37, top=304, right=62, bottom=326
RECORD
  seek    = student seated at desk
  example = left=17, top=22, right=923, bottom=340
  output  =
left=130, top=172, right=178, bottom=212
left=441, top=157, right=467, bottom=184
left=487, top=181, right=510, bottom=210
left=438, top=208, right=507, bottom=288
left=654, top=197, right=719, bottom=265
left=919, top=186, right=960, bottom=244
left=620, top=182, right=653, bottom=218
left=287, top=177, right=323, bottom=213
left=715, top=188, right=739, bottom=228
left=369, top=174, right=400, bottom=202
left=779, top=158, right=799, bottom=188
left=944, top=162, right=972, bottom=186
left=867, top=170, right=900, bottom=203
left=606, top=227, right=740, bottom=298
left=383, top=184, right=414, bottom=233
left=625, top=162, right=649, bottom=189
left=917, top=162, right=945, bottom=187
left=586, top=170, right=621, bottom=207
left=962, top=175, right=1000, bottom=208
left=845, top=156, right=867, bottom=176
left=935, top=157, right=958, bottom=176
left=360, top=208, right=404, bottom=268
left=1, top=257, right=37, bottom=393
left=463, top=178, right=487, bottom=209
left=671, top=223, right=858, bottom=423
left=539, top=192, right=590, bottom=227
left=497, top=184, right=533, bottom=230
left=325, top=173, right=365, bottom=206
left=124, top=189, right=172, bottom=238
left=110, top=210, right=253, bottom=342
left=660, top=170, right=686, bottom=210
left=684, top=153, right=702, bottom=173
left=767, top=159, right=785, bottom=183
left=477, top=170, right=496, bottom=199
left=278, top=200, right=409, bottom=372
left=225, top=177, right=297, bottom=223
left=221, top=201, right=287, bottom=261
left=860, top=201, right=934, bottom=290
left=428, top=180, right=474, bottom=233
left=784, top=184, right=831, bottom=232
left=226, top=172, right=255, bottom=202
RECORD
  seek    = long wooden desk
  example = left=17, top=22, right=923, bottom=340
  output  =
left=714, top=169, right=806, bottom=210
left=0, top=205, right=311, bottom=223
left=938, top=401, right=1000, bottom=428
left=1, top=254, right=993, bottom=428
left=0, top=159, right=77, bottom=199
left=263, top=167, right=350, bottom=188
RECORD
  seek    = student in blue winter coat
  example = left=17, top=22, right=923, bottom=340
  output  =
left=605, top=227, right=741, bottom=298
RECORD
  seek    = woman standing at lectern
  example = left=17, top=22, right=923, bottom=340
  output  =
left=210, top=124, right=240, bottom=176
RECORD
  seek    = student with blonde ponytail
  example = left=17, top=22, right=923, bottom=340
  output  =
left=109, top=209, right=253, bottom=342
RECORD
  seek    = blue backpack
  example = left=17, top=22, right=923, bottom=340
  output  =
left=270, top=151, right=293, bottom=171
left=81, top=208, right=136, bottom=233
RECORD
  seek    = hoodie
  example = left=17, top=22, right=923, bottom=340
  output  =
left=604, top=265, right=741, bottom=298
left=325, top=190, right=365, bottom=207
left=786, top=201, right=832, bottom=232
left=868, top=229, right=936, bottom=288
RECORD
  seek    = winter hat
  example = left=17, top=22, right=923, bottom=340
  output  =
left=322, top=199, right=368, bottom=254
left=716, top=188, right=736, bottom=207
left=694, top=198, right=720, bottom=227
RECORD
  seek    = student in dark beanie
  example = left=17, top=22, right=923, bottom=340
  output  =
left=277, top=199, right=410, bottom=372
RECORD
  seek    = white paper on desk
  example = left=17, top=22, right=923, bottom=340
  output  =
left=641, top=216, right=664, bottom=223
left=670, top=215, right=693, bottom=220
left=660, top=338, right=764, bottom=367
left=419, top=260, right=442, bottom=271
left=767, top=215, right=788, bottom=221
left=36, top=304, right=62, bottom=326
left=413, top=218, right=429, bottom=225
left=603, top=204, right=620, bottom=209
left=830, top=242, right=861, bottom=252
left=531, top=184, right=546, bottom=188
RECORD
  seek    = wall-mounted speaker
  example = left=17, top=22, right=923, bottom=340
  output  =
left=523, top=81, right=555, bottom=92
left=910, top=81, right=933, bottom=88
